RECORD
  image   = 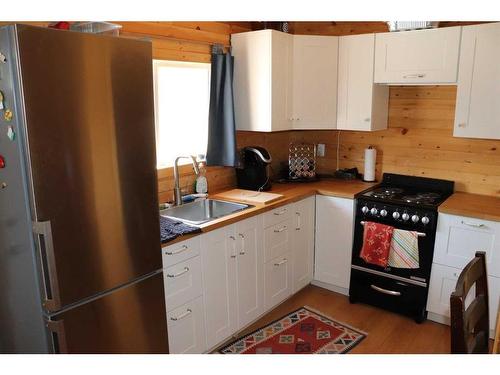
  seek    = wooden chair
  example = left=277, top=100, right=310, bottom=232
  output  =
left=450, top=251, right=489, bottom=354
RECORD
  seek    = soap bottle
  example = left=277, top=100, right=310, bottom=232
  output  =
left=195, top=154, right=208, bottom=194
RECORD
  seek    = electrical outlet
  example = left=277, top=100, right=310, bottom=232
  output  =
left=317, top=143, right=326, bottom=157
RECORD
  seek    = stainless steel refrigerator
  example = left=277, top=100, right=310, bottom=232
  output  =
left=0, top=24, right=169, bottom=353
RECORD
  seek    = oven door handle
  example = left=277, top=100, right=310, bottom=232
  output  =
left=370, top=284, right=401, bottom=296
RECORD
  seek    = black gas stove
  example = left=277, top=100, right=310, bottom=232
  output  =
left=349, top=173, right=454, bottom=323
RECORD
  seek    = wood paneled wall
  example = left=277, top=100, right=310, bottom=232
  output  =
left=114, top=21, right=253, bottom=202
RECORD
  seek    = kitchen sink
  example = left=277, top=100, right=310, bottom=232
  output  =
left=160, top=199, right=252, bottom=225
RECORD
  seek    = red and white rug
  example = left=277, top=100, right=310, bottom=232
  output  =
left=219, top=306, right=367, bottom=354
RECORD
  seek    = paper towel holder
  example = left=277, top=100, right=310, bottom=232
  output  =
left=362, top=145, right=377, bottom=183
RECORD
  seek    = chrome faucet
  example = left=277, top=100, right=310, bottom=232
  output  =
left=173, top=155, right=200, bottom=206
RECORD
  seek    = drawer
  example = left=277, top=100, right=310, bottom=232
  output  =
left=164, top=256, right=202, bottom=311
left=167, top=296, right=207, bottom=354
left=264, top=218, right=292, bottom=262
left=263, top=204, right=293, bottom=228
left=264, top=251, right=293, bottom=310
left=427, top=263, right=500, bottom=335
left=162, top=236, right=201, bottom=268
left=349, top=269, right=428, bottom=321
left=434, top=213, right=500, bottom=277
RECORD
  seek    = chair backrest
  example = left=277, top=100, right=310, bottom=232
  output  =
left=450, top=251, right=489, bottom=354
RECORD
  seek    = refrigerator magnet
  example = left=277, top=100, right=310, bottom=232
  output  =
left=4, top=109, right=12, bottom=122
left=7, top=126, right=15, bottom=141
left=0, top=91, right=4, bottom=110
left=0, top=52, right=5, bottom=63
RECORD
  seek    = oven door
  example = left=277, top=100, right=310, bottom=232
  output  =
left=350, top=200, right=437, bottom=285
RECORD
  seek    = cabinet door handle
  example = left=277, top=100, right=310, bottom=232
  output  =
left=370, top=284, right=401, bottom=296
left=170, top=309, right=192, bottom=321
left=274, top=226, right=287, bottom=233
left=364, top=117, right=371, bottom=122
left=461, top=221, right=486, bottom=229
left=457, top=122, right=467, bottom=128
left=239, top=233, right=245, bottom=255
left=295, top=212, right=301, bottom=231
left=273, top=209, right=287, bottom=216
left=166, top=267, right=189, bottom=278
left=274, top=258, right=288, bottom=267
left=165, top=244, right=188, bottom=255
left=229, top=235, right=237, bottom=258
left=403, top=73, right=426, bottom=78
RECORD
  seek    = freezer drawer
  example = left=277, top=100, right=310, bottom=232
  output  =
left=45, top=272, right=168, bottom=353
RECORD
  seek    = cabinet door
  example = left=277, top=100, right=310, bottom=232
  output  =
left=234, top=216, right=265, bottom=329
left=166, top=296, right=207, bottom=354
left=232, top=30, right=273, bottom=132
left=454, top=23, right=500, bottom=140
left=271, top=31, right=294, bottom=131
left=292, top=197, right=315, bottom=293
left=201, top=227, right=238, bottom=349
left=265, top=251, right=293, bottom=310
left=427, top=263, right=500, bottom=336
left=434, top=213, right=500, bottom=277
left=374, top=27, right=461, bottom=84
left=337, top=34, right=388, bottom=131
left=314, top=196, right=354, bottom=291
left=291, top=35, right=338, bottom=129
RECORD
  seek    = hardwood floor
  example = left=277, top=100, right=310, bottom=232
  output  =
left=216, top=285, right=451, bottom=354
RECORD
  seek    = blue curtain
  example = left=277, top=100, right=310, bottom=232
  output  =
left=206, top=47, right=238, bottom=167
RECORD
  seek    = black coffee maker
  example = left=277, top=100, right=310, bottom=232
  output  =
left=236, top=146, right=272, bottom=191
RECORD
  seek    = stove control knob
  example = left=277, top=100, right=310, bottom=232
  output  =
left=402, top=213, right=410, bottom=221
left=380, top=209, right=388, bottom=217
left=370, top=207, right=378, bottom=215
left=411, top=214, right=420, bottom=223
left=361, top=206, right=369, bottom=214
left=392, top=211, right=400, bottom=220
left=421, top=216, right=430, bottom=225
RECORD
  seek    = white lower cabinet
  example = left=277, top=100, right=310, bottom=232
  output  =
left=201, top=226, right=239, bottom=349
left=428, top=211, right=500, bottom=338
left=166, top=296, right=206, bottom=354
left=313, top=195, right=355, bottom=293
left=292, top=196, right=315, bottom=293
left=427, top=263, right=500, bottom=338
left=163, top=197, right=316, bottom=352
left=201, top=215, right=265, bottom=350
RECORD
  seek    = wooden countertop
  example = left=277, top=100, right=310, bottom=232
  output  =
left=439, top=192, right=500, bottom=222
left=161, top=179, right=375, bottom=246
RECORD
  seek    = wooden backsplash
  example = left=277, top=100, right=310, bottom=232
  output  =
left=243, top=86, right=500, bottom=197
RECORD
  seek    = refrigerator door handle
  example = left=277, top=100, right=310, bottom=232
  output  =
left=46, top=319, right=68, bottom=353
left=33, top=220, right=61, bottom=312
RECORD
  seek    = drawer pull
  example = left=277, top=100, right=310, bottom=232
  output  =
left=239, top=233, right=245, bottom=255
left=165, top=245, right=188, bottom=255
left=295, top=212, right=301, bottom=231
left=274, top=226, right=287, bottom=233
left=273, top=209, right=287, bottom=216
left=370, top=284, right=401, bottom=296
left=170, top=308, right=192, bottom=321
left=274, top=258, right=288, bottom=267
left=403, top=73, right=426, bottom=79
left=166, top=267, right=189, bottom=278
left=461, top=221, right=486, bottom=229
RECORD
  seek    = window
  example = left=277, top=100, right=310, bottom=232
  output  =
left=153, top=60, right=211, bottom=168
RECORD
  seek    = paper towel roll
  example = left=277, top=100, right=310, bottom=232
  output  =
left=364, top=147, right=377, bottom=182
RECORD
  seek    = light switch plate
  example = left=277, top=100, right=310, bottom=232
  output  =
left=317, top=143, right=325, bottom=157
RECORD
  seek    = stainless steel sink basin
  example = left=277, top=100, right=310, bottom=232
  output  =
left=160, top=199, right=252, bottom=225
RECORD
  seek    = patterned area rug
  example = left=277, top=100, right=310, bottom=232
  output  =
left=219, top=306, right=367, bottom=354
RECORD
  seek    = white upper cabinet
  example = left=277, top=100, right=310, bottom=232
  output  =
left=337, top=34, right=389, bottom=131
left=374, top=26, right=461, bottom=84
left=232, top=30, right=293, bottom=132
left=291, top=35, right=338, bottom=129
left=454, top=22, right=500, bottom=140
